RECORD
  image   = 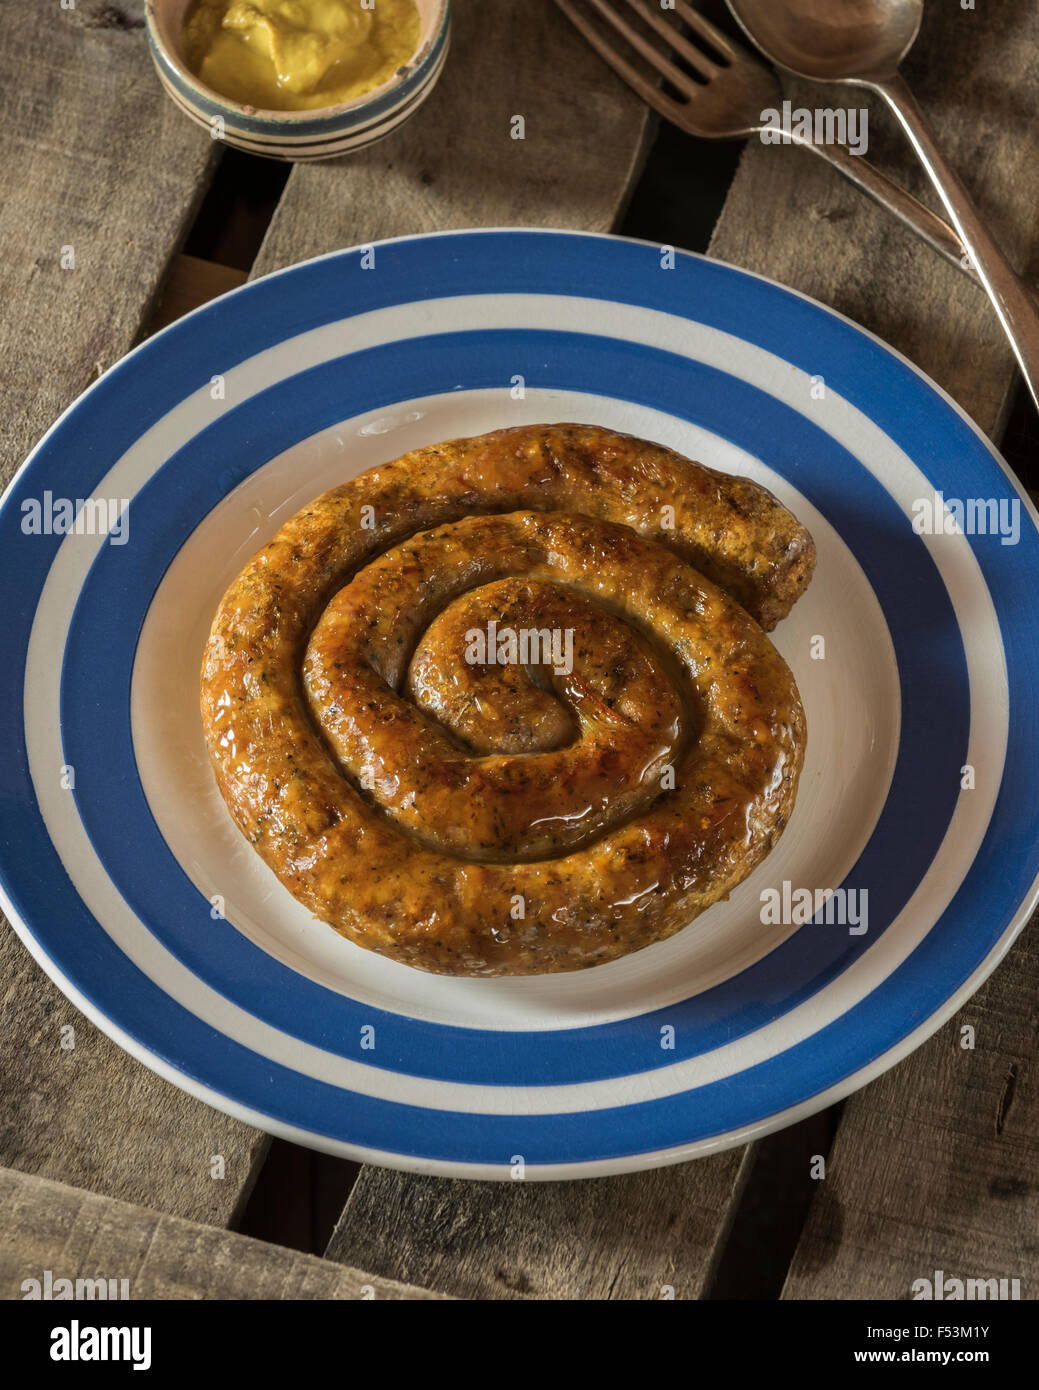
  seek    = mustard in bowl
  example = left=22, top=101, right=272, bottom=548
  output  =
left=146, top=0, right=451, bottom=161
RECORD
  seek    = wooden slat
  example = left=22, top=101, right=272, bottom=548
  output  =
left=251, top=0, right=653, bottom=275
left=0, top=2, right=214, bottom=466
left=0, top=1167, right=446, bottom=1301
left=0, top=1, right=266, bottom=1222
left=783, top=916, right=1038, bottom=1299
left=704, top=0, right=1039, bottom=1297
left=326, top=1153, right=750, bottom=1300
left=251, top=0, right=759, bottom=1296
left=0, top=927, right=269, bottom=1223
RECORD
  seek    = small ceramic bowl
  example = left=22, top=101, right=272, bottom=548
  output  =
left=145, top=0, right=451, bottom=161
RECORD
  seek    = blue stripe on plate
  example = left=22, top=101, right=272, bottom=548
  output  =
left=0, top=232, right=1035, bottom=1166
left=60, top=329, right=965, bottom=1085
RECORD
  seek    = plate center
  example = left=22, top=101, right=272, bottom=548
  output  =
left=131, top=388, right=899, bottom=1030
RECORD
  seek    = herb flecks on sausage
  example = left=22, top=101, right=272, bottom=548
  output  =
left=200, top=423, right=813, bottom=976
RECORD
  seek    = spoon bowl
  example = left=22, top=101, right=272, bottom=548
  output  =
left=728, top=0, right=922, bottom=83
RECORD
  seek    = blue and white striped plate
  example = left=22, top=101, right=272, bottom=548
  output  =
left=2, top=230, right=1037, bottom=1179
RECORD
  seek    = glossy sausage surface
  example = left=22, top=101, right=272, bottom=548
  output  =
left=201, top=423, right=814, bottom=975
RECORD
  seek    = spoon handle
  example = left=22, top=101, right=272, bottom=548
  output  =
left=787, top=133, right=969, bottom=272
left=876, top=72, right=1039, bottom=410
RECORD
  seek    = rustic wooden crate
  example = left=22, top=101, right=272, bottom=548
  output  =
left=0, top=0, right=1035, bottom=1299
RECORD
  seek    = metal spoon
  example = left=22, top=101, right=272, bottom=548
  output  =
left=727, top=0, right=1039, bottom=410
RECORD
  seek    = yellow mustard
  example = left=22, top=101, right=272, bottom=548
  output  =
left=182, top=0, right=422, bottom=111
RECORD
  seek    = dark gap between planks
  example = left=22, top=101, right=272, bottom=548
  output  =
left=183, top=146, right=291, bottom=271
left=705, top=1107, right=843, bottom=1300
left=1001, top=378, right=1039, bottom=496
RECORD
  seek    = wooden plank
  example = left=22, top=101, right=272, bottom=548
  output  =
left=0, top=929, right=269, bottom=1224
left=0, top=1, right=216, bottom=471
left=251, top=0, right=653, bottom=275
left=704, top=0, right=1039, bottom=1297
left=0, top=1167, right=447, bottom=1301
left=326, top=1153, right=751, bottom=1300
left=0, top=2, right=266, bottom=1221
left=783, top=915, right=1039, bottom=1300
left=252, top=0, right=756, bottom=1298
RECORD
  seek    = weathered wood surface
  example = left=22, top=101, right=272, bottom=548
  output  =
left=0, top=0, right=215, bottom=468
left=326, top=1151, right=751, bottom=1300
left=4, top=0, right=1035, bottom=1298
left=0, top=1167, right=446, bottom=1301
left=252, top=0, right=653, bottom=275
left=783, top=916, right=1038, bottom=1300
left=0, top=0, right=266, bottom=1222
left=705, top=0, right=1039, bottom=1297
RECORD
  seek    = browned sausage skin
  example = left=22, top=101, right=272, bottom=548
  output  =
left=200, top=423, right=814, bottom=976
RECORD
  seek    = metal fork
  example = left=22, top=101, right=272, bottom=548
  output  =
left=555, top=0, right=978, bottom=280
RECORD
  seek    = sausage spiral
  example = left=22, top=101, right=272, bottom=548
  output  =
left=201, top=423, right=814, bottom=976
